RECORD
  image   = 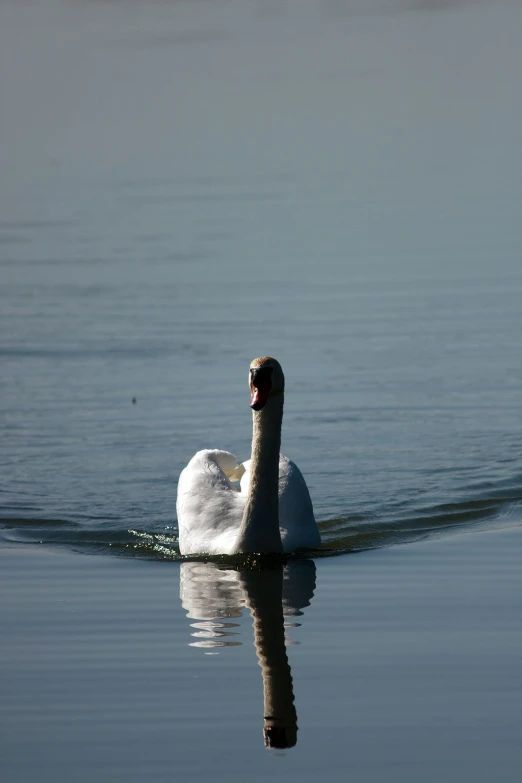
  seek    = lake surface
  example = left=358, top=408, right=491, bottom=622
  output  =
left=0, top=0, right=521, bottom=779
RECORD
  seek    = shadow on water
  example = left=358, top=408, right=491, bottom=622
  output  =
left=180, top=558, right=317, bottom=749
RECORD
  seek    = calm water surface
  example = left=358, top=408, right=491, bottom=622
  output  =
left=2, top=532, right=521, bottom=782
left=0, top=1, right=521, bottom=778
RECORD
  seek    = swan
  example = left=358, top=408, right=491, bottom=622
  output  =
left=177, top=356, right=321, bottom=555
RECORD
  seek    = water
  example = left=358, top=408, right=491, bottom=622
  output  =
left=1, top=0, right=521, bottom=558
left=1, top=4, right=522, bottom=776
left=2, top=532, right=521, bottom=781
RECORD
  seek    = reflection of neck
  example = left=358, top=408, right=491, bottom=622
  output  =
left=234, top=394, right=284, bottom=554
left=240, top=566, right=297, bottom=749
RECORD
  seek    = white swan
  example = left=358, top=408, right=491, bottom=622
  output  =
left=177, top=356, right=321, bottom=555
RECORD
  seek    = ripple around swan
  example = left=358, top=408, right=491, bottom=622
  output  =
left=1, top=473, right=521, bottom=561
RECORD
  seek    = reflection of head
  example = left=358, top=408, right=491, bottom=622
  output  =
left=264, top=723, right=298, bottom=750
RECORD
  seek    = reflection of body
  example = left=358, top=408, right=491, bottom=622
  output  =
left=180, top=560, right=317, bottom=748
left=177, top=357, right=321, bottom=555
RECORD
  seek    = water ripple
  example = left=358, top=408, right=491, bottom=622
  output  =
left=1, top=473, right=520, bottom=561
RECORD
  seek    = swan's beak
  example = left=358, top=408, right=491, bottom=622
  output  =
left=250, top=386, right=269, bottom=411
left=250, top=367, right=272, bottom=411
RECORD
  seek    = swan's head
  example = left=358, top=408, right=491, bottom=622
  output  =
left=249, top=357, right=285, bottom=411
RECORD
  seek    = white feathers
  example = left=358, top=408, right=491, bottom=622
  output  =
left=177, top=449, right=320, bottom=555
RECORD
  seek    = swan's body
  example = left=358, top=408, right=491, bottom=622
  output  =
left=177, top=449, right=319, bottom=555
left=177, top=357, right=320, bottom=556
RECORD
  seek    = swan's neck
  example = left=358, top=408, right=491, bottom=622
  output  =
left=234, top=393, right=283, bottom=554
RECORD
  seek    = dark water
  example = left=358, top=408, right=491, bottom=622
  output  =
left=1, top=0, right=521, bottom=556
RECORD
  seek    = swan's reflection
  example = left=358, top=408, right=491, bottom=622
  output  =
left=180, top=559, right=317, bottom=748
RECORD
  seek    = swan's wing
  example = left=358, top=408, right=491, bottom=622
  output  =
left=177, top=450, right=246, bottom=555
left=239, top=455, right=321, bottom=552
left=277, top=456, right=321, bottom=551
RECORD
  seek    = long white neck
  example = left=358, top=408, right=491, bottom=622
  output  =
left=234, top=393, right=284, bottom=554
